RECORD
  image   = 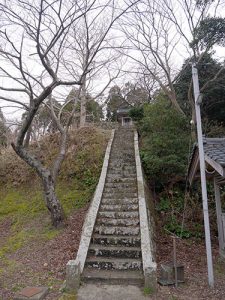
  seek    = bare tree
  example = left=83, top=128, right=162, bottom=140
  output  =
left=65, top=1, right=132, bottom=127
left=0, top=0, right=138, bottom=227
left=121, top=0, right=225, bottom=116
left=0, top=0, right=97, bottom=227
left=121, top=0, right=185, bottom=114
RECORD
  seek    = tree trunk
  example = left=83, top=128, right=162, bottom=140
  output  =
left=11, top=143, right=65, bottom=227
left=24, top=126, right=32, bottom=148
left=80, top=94, right=87, bottom=127
left=52, top=131, right=67, bottom=185
left=42, top=170, right=65, bottom=227
left=79, top=75, right=87, bottom=128
left=168, top=88, right=185, bottom=116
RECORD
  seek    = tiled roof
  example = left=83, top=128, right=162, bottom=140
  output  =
left=187, top=137, right=225, bottom=184
left=117, top=108, right=130, bottom=113
left=203, top=138, right=225, bottom=167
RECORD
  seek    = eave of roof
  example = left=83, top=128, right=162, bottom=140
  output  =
left=187, top=137, right=225, bottom=185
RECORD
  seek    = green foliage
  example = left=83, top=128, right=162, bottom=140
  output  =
left=164, top=215, right=202, bottom=238
left=175, top=53, right=225, bottom=126
left=156, top=197, right=170, bottom=212
left=137, top=99, right=189, bottom=187
left=164, top=216, right=192, bottom=238
left=86, top=99, right=103, bottom=122
left=204, top=120, right=225, bottom=137
left=196, top=0, right=215, bottom=8
left=156, top=188, right=203, bottom=239
left=192, top=17, right=225, bottom=49
left=143, top=286, right=154, bottom=295
left=106, top=85, right=124, bottom=121
left=106, top=83, right=150, bottom=121
left=129, top=106, right=144, bottom=122
left=59, top=294, right=77, bottom=300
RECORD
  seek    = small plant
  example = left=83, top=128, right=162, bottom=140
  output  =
left=59, top=293, right=77, bottom=300
left=164, top=216, right=192, bottom=238
left=143, top=286, right=154, bottom=295
left=156, top=197, right=170, bottom=212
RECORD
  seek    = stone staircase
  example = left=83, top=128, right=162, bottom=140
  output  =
left=81, top=127, right=144, bottom=285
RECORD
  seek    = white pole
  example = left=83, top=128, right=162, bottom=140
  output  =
left=192, top=62, right=214, bottom=287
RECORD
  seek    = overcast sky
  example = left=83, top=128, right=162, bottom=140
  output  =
left=0, top=0, right=225, bottom=124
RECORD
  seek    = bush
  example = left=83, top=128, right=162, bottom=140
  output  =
left=136, top=99, right=190, bottom=189
left=129, top=106, right=144, bottom=122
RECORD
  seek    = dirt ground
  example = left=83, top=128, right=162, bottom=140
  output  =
left=1, top=207, right=225, bottom=300
left=155, top=235, right=225, bottom=300
left=0, top=206, right=88, bottom=300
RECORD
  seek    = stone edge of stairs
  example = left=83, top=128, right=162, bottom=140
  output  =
left=134, top=131, right=157, bottom=290
left=65, top=129, right=115, bottom=292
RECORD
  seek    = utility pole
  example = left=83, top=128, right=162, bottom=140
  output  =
left=192, top=62, right=214, bottom=287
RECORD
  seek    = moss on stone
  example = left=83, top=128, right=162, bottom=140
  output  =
left=58, top=293, right=77, bottom=300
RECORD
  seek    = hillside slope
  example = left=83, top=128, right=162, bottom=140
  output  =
left=0, top=127, right=110, bottom=299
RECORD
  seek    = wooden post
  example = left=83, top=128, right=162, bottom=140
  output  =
left=214, top=177, right=224, bottom=252
left=173, top=236, right=178, bottom=287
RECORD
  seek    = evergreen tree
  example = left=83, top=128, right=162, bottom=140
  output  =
left=175, top=53, right=225, bottom=125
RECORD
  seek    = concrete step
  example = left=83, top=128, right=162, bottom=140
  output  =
left=100, top=204, right=138, bottom=211
left=107, top=172, right=136, bottom=176
left=111, top=145, right=133, bottom=148
left=101, top=198, right=138, bottom=205
left=105, top=182, right=136, bottom=188
left=108, top=165, right=136, bottom=170
left=104, top=186, right=137, bottom=192
left=85, top=257, right=142, bottom=271
left=111, top=141, right=134, bottom=144
left=112, top=139, right=133, bottom=143
left=98, top=211, right=139, bottom=219
left=88, top=244, right=142, bottom=258
left=110, top=154, right=135, bottom=159
left=106, top=177, right=136, bottom=183
left=106, top=174, right=137, bottom=180
left=109, top=161, right=135, bottom=168
left=96, top=217, right=139, bottom=227
left=94, top=225, right=140, bottom=236
left=110, top=152, right=134, bottom=156
left=103, top=192, right=138, bottom=198
left=107, top=170, right=136, bottom=175
left=91, top=234, right=141, bottom=247
left=103, top=187, right=137, bottom=194
left=82, top=269, right=144, bottom=286
left=111, top=144, right=133, bottom=147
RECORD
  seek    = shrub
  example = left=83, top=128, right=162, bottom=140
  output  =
left=137, top=99, right=190, bottom=189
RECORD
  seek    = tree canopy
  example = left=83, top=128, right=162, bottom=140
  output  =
left=175, top=53, right=225, bottom=125
left=192, top=17, right=225, bottom=49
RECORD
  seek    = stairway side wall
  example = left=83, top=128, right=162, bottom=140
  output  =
left=134, top=131, right=157, bottom=290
